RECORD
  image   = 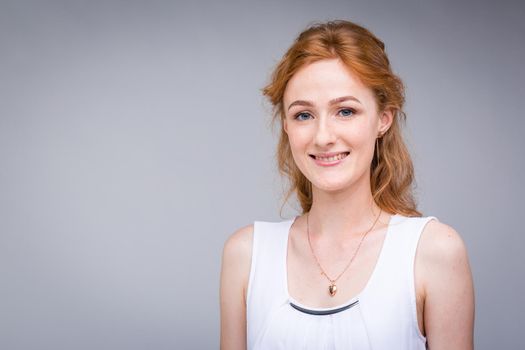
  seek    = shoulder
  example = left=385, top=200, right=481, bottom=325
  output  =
left=221, top=223, right=255, bottom=302
left=417, top=218, right=469, bottom=266
left=415, top=218, right=472, bottom=294
left=222, top=223, right=254, bottom=271
left=415, top=218, right=475, bottom=346
left=222, top=223, right=254, bottom=263
left=220, top=224, right=255, bottom=347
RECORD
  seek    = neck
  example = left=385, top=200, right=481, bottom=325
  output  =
left=307, top=174, right=388, bottom=241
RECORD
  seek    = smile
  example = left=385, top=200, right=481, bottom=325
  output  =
left=314, top=152, right=349, bottom=162
left=309, top=152, right=350, bottom=166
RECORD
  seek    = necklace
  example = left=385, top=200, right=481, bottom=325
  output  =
left=306, top=209, right=382, bottom=297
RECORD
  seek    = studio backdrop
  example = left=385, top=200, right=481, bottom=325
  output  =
left=0, top=0, right=523, bottom=349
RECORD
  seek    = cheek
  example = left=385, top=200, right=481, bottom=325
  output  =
left=286, top=131, right=312, bottom=169
left=342, top=131, right=377, bottom=169
left=353, top=134, right=377, bottom=165
left=287, top=129, right=309, bottom=151
left=343, top=127, right=372, bottom=150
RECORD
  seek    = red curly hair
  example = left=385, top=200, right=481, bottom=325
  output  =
left=262, top=20, right=421, bottom=217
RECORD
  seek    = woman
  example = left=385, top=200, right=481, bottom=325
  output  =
left=220, top=20, right=474, bottom=349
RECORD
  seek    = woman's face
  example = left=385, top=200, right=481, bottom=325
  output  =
left=282, top=58, right=393, bottom=193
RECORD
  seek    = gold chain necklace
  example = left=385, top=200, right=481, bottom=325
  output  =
left=306, top=210, right=382, bottom=297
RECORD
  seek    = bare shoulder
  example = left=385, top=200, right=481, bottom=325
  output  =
left=223, top=223, right=254, bottom=266
left=417, top=219, right=469, bottom=265
left=221, top=223, right=255, bottom=301
left=416, top=218, right=475, bottom=348
left=415, top=218, right=471, bottom=304
left=220, top=224, right=254, bottom=349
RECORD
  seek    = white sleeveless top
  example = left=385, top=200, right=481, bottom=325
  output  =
left=246, top=213, right=438, bottom=350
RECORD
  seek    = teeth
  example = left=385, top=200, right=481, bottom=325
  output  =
left=315, top=153, right=348, bottom=162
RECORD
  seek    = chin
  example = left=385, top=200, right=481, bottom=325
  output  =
left=311, top=179, right=353, bottom=193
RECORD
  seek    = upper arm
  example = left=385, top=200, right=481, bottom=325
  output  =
left=418, top=220, right=475, bottom=349
left=220, top=224, right=254, bottom=350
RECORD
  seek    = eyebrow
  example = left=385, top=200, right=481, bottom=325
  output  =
left=287, top=95, right=361, bottom=111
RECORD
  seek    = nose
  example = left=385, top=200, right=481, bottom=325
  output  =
left=313, top=116, right=337, bottom=147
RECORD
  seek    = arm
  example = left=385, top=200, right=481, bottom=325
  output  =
left=418, top=220, right=475, bottom=349
left=220, top=224, right=254, bottom=350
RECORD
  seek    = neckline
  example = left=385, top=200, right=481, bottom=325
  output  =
left=284, top=213, right=399, bottom=312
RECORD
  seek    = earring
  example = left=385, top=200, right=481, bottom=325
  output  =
left=375, top=133, right=382, bottom=162
left=375, top=138, right=379, bottom=161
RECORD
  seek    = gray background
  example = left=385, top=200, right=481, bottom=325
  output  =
left=1, top=0, right=523, bottom=349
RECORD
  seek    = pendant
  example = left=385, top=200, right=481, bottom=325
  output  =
left=328, top=283, right=337, bottom=297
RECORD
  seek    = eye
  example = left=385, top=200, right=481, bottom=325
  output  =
left=338, top=108, right=356, bottom=117
left=294, top=112, right=312, bottom=121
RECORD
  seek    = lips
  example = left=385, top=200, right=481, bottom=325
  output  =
left=309, top=152, right=350, bottom=162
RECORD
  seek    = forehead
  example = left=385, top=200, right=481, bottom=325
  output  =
left=283, top=58, right=376, bottom=110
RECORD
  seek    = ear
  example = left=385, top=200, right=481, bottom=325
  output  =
left=378, top=108, right=394, bottom=136
left=283, top=118, right=288, bottom=134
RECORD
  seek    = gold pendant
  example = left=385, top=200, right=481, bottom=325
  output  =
left=328, top=283, right=337, bottom=297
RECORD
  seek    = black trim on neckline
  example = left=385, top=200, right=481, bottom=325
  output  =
left=289, top=299, right=359, bottom=315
